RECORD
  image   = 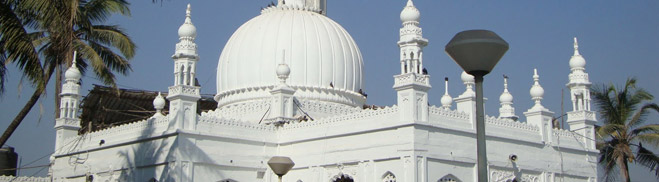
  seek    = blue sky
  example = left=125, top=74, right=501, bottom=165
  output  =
left=1, top=0, right=658, bottom=180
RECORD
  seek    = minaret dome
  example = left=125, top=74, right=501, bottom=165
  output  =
left=65, top=54, right=81, bottom=81
left=400, top=0, right=420, bottom=23
left=569, top=37, right=586, bottom=70
left=178, top=4, right=197, bottom=38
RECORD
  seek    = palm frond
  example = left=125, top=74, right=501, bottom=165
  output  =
left=598, top=123, right=626, bottom=139
left=592, top=83, right=622, bottom=125
left=79, top=0, right=130, bottom=25
left=635, top=143, right=659, bottom=178
left=0, top=0, right=44, bottom=89
left=79, top=24, right=136, bottom=59
left=74, top=39, right=117, bottom=88
left=629, top=103, right=659, bottom=128
left=635, top=133, right=659, bottom=149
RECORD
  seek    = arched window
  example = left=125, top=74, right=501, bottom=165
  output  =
left=331, top=173, right=354, bottom=182
left=438, top=174, right=461, bottom=182
left=217, top=179, right=237, bottom=182
left=382, top=171, right=396, bottom=182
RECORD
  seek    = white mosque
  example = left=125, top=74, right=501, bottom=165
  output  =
left=45, top=0, right=598, bottom=181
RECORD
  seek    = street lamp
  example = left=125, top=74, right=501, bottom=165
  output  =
left=267, top=156, right=295, bottom=182
left=445, top=29, right=508, bottom=182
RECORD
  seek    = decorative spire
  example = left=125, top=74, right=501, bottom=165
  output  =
left=153, top=92, right=165, bottom=116
left=407, top=0, right=414, bottom=6
left=573, top=37, right=579, bottom=56
left=530, top=69, right=545, bottom=109
left=186, top=4, right=191, bottom=19
left=441, top=77, right=453, bottom=109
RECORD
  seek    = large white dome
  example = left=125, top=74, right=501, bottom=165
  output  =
left=216, top=6, right=365, bottom=107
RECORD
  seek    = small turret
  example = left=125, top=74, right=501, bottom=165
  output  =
left=498, top=75, right=518, bottom=121
left=153, top=92, right=166, bottom=117
left=529, top=69, right=545, bottom=109
left=266, top=50, right=296, bottom=125
left=455, top=71, right=477, bottom=128
left=440, top=77, right=453, bottom=109
left=524, top=69, right=554, bottom=144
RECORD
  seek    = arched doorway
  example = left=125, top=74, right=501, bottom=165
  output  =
left=331, top=174, right=354, bottom=182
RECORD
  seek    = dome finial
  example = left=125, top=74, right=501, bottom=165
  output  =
left=441, top=77, right=453, bottom=109
left=500, top=74, right=513, bottom=104
left=573, top=37, right=580, bottom=56
left=65, top=51, right=81, bottom=80
left=400, top=0, right=420, bottom=23
left=72, top=51, right=77, bottom=68
left=153, top=92, right=166, bottom=116
left=178, top=4, right=196, bottom=38
left=499, top=74, right=517, bottom=120
left=276, top=50, right=291, bottom=84
left=503, top=74, right=509, bottom=91
left=186, top=4, right=191, bottom=17
left=530, top=69, right=545, bottom=108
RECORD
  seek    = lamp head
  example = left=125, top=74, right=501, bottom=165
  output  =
left=268, top=156, right=295, bottom=177
left=445, top=30, right=509, bottom=76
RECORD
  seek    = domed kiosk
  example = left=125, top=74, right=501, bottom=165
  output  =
left=216, top=0, right=365, bottom=108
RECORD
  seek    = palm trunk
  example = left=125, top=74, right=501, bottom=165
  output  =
left=55, top=66, right=61, bottom=118
left=618, top=157, right=631, bottom=182
left=0, top=63, right=55, bottom=147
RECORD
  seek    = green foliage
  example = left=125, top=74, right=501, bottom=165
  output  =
left=594, top=78, right=659, bottom=182
left=0, top=0, right=136, bottom=147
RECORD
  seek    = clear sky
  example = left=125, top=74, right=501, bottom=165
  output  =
left=1, top=0, right=658, bottom=180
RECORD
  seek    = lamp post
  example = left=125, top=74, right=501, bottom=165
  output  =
left=445, top=30, right=508, bottom=182
left=267, top=156, right=295, bottom=182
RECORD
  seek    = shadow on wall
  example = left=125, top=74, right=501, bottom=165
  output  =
left=113, top=116, right=219, bottom=181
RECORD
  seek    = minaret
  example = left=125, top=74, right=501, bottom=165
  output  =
left=566, top=37, right=596, bottom=150
left=394, top=0, right=431, bottom=122
left=524, top=69, right=554, bottom=144
left=167, top=4, right=200, bottom=130
left=440, top=77, right=453, bottom=109
left=266, top=51, right=296, bottom=125
left=54, top=52, right=82, bottom=152
left=498, top=75, right=518, bottom=121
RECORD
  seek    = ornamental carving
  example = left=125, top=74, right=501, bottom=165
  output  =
left=568, top=73, right=589, bottom=82
left=567, top=111, right=596, bottom=121
left=394, top=73, right=429, bottom=86
left=490, top=169, right=539, bottom=182
left=168, top=85, right=200, bottom=96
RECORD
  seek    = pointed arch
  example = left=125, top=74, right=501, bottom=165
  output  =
left=438, top=174, right=461, bottom=182
left=330, top=173, right=354, bottom=182
left=217, top=179, right=238, bottom=182
left=382, top=171, right=396, bottom=182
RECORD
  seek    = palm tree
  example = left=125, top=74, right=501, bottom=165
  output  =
left=0, top=0, right=135, bottom=147
left=593, top=78, right=659, bottom=182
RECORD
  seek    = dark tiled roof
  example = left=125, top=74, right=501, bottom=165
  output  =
left=79, top=85, right=216, bottom=133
